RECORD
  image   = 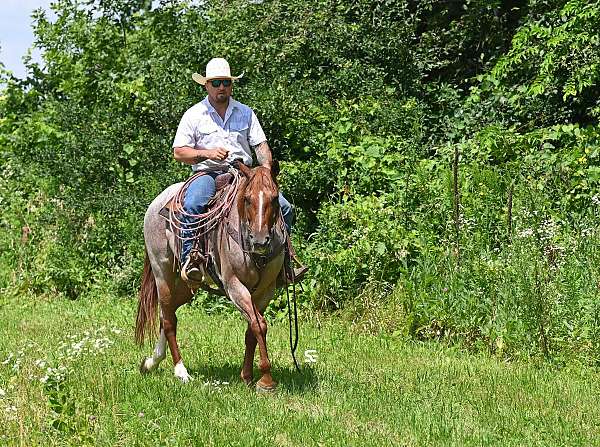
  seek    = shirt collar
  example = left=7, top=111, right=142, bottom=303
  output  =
left=203, top=96, right=239, bottom=125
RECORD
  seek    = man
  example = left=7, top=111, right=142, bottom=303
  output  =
left=172, top=57, right=307, bottom=283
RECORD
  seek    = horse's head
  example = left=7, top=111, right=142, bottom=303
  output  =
left=236, top=162, right=281, bottom=256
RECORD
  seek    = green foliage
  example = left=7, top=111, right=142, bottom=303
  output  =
left=472, top=0, right=600, bottom=126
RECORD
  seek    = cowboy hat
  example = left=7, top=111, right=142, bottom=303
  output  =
left=192, top=58, right=244, bottom=85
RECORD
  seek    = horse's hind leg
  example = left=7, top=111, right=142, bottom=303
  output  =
left=140, top=312, right=167, bottom=374
left=159, top=279, right=194, bottom=383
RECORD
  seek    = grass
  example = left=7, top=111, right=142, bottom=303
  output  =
left=1, top=291, right=600, bottom=446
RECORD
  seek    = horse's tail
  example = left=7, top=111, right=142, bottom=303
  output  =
left=135, top=249, right=158, bottom=345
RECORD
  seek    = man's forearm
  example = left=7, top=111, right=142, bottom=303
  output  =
left=255, top=141, right=272, bottom=168
left=174, top=146, right=229, bottom=164
left=174, top=146, right=205, bottom=165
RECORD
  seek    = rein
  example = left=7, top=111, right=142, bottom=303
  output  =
left=282, top=211, right=301, bottom=372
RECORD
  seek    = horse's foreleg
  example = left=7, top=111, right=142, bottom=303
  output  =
left=249, top=309, right=275, bottom=392
left=227, top=279, right=276, bottom=391
left=241, top=324, right=257, bottom=385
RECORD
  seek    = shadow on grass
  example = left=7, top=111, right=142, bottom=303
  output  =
left=189, top=362, right=319, bottom=394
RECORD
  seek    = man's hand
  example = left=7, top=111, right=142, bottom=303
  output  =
left=204, top=147, right=229, bottom=161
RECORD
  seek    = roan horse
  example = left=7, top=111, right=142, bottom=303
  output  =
left=135, top=162, right=286, bottom=391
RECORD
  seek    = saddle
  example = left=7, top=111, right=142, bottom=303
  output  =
left=158, top=171, right=236, bottom=295
left=158, top=172, right=233, bottom=220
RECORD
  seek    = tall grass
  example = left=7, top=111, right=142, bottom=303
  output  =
left=307, top=152, right=600, bottom=364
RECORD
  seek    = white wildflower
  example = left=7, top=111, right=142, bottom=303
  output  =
left=4, top=405, right=17, bottom=421
left=34, top=359, right=46, bottom=369
left=518, top=228, right=534, bottom=238
left=582, top=228, right=594, bottom=237
left=12, top=359, right=21, bottom=371
left=396, top=249, right=409, bottom=259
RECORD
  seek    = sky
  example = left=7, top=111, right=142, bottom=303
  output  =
left=0, top=1, right=173, bottom=79
left=0, top=0, right=55, bottom=79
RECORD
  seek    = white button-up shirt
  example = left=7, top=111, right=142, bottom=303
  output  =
left=172, top=96, right=267, bottom=172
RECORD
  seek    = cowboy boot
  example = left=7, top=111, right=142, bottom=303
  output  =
left=277, top=244, right=308, bottom=287
left=181, top=249, right=206, bottom=283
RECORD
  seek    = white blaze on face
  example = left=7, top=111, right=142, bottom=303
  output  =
left=257, top=191, right=265, bottom=230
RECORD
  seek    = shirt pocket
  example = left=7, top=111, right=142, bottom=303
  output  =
left=228, top=118, right=250, bottom=145
left=194, top=119, right=219, bottom=146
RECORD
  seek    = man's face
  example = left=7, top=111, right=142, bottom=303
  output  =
left=205, top=78, right=232, bottom=104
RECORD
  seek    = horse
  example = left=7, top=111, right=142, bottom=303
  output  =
left=135, top=162, right=286, bottom=392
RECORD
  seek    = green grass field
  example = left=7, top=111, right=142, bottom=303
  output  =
left=1, top=292, right=599, bottom=446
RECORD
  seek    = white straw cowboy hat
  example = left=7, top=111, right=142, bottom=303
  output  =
left=192, top=58, right=244, bottom=85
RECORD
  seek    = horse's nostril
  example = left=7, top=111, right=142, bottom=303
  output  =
left=265, top=236, right=271, bottom=244
left=249, top=233, right=254, bottom=240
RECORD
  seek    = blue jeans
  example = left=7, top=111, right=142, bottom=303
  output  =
left=180, top=173, right=294, bottom=263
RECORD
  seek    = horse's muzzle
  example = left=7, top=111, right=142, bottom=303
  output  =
left=250, top=237, right=271, bottom=255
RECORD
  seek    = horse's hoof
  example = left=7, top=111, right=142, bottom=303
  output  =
left=174, top=361, right=193, bottom=383
left=177, top=373, right=193, bottom=383
left=255, top=380, right=277, bottom=393
left=241, top=375, right=253, bottom=387
left=140, top=357, right=151, bottom=374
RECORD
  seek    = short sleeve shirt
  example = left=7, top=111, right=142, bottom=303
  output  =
left=172, top=97, right=267, bottom=172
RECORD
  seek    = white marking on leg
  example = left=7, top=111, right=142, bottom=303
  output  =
left=154, top=330, right=167, bottom=361
left=174, top=360, right=193, bottom=383
left=143, top=330, right=167, bottom=372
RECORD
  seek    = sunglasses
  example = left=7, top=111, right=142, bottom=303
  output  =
left=210, top=79, right=232, bottom=88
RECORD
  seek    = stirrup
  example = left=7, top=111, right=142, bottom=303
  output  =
left=290, top=252, right=308, bottom=283
left=181, top=252, right=205, bottom=283
left=277, top=262, right=308, bottom=287
left=287, top=265, right=308, bottom=284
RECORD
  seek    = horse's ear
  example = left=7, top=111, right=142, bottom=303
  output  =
left=271, top=159, right=280, bottom=179
left=235, top=160, right=252, bottom=178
